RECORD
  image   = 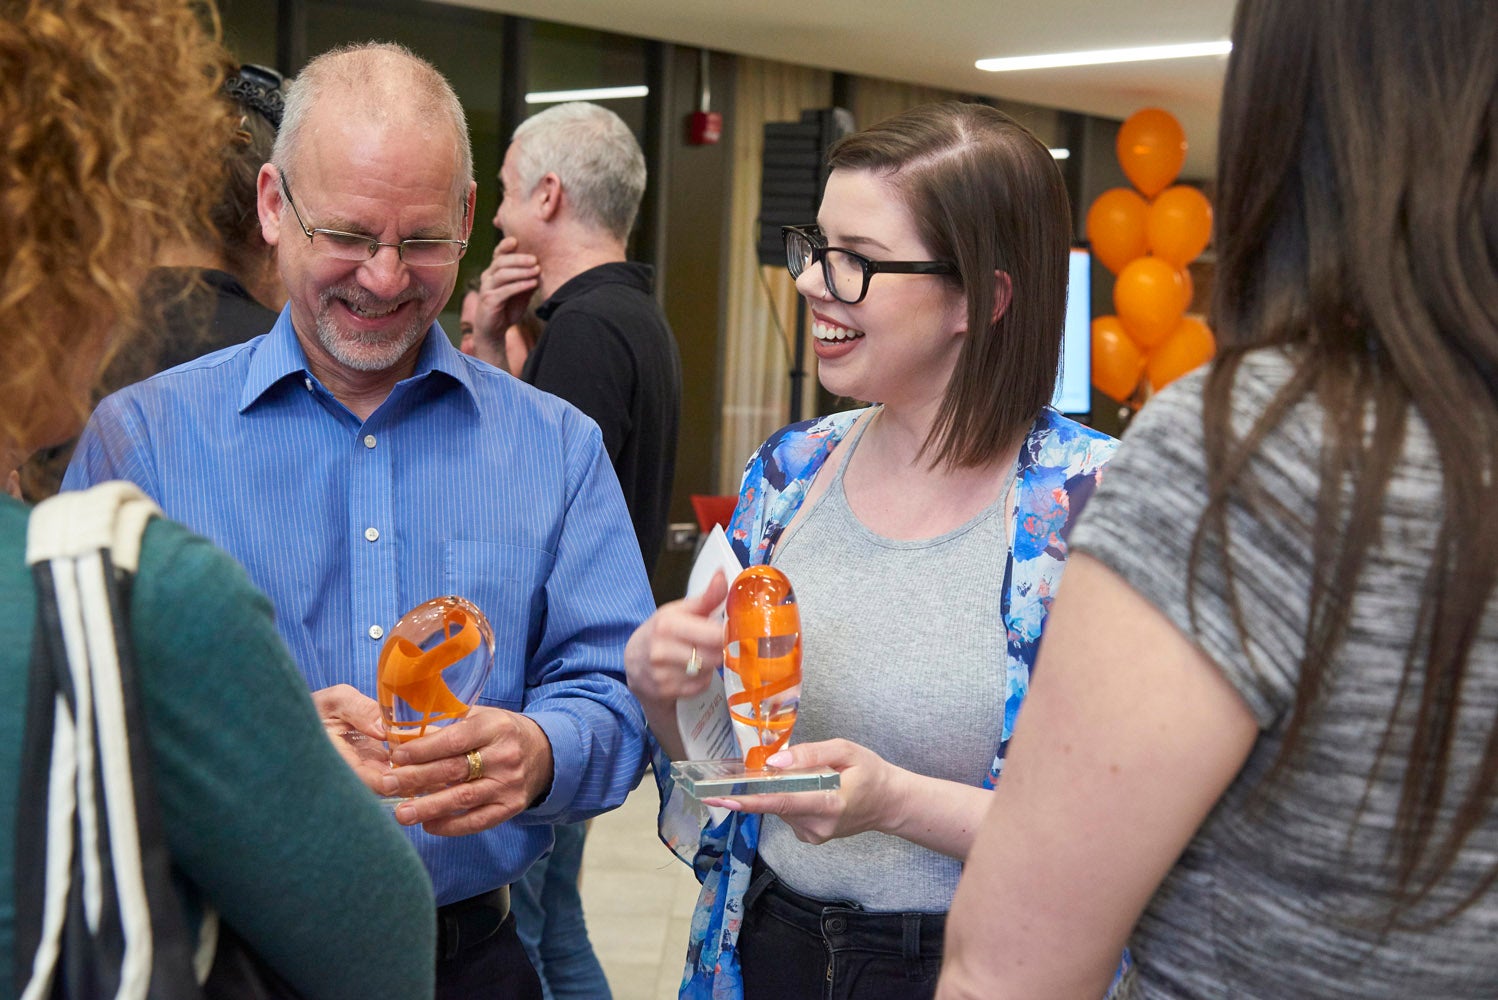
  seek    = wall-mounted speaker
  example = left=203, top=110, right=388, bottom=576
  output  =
left=756, top=108, right=854, bottom=266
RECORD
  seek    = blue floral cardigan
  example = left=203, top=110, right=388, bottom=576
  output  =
left=652, top=405, right=1119, bottom=1000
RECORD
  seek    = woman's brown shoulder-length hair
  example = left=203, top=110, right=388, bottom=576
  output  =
left=827, top=101, right=1071, bottom=469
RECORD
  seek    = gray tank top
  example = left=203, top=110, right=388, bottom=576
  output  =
left=759, top=415, right=1011, bottom=911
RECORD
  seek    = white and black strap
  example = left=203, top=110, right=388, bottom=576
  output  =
left=15, top=483, right=204, bottom=1000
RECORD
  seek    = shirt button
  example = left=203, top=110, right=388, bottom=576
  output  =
left=368, top=624, right=385, bottom=640
left=304, top=377, right=313, bottom=391
left=363, top=434, right=377, bottom=448
left=364, top=526, right=380, bottom=542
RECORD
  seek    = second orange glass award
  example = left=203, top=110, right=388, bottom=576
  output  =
left=670, top=565, right=839, bottom=799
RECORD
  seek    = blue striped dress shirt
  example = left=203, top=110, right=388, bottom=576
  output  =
left=64, top=309, right=654, bottom=905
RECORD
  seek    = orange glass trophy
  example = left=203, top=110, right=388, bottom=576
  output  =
left=670, top=566, right=839, bottom=799
left=723, top=565, right=802, bottom=768
left=374, top=596, right=495, bottom=807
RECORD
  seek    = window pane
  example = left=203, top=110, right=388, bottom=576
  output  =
left=526, top=21, right=648, bottom=142
left=219, top=0, right=278, bottom=69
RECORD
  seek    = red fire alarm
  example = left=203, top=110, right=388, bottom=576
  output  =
left=687, top=109, right=722, bottom=145
left=686, top=49, right=721, bottom=145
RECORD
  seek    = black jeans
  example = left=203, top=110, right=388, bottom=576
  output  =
left=738, top=858, right=946, bottom=1000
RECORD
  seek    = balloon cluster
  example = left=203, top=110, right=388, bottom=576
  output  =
left=1086, top=108, right=1215, bottom=405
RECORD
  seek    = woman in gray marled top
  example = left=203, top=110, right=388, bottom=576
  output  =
left=938, top=1, right=1498, bottom=998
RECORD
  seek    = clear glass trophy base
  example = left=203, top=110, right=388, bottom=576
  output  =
left=670, top=758, right=840, bottom=799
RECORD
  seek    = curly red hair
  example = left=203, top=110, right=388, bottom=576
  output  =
left=0, top=0, right=231, bottom=455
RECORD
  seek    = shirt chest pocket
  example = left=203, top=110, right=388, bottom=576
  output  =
left=441, top=540, right=554, bottom=711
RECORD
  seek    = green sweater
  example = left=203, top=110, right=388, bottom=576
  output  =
left=0, top=494, right=436, bottom=999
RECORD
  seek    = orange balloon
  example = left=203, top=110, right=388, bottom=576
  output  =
left=1146, top=185, right=1213, bottom=268
left=1114, top=256, right=1187, bottom=349
left=1146, top=315, right=1216, bottom=390
left=1090, top=315, right=1145, bottom=403
left=1085, top=188, right=1149, bottom=274
left=1116, top=108, right=1187, bottom=198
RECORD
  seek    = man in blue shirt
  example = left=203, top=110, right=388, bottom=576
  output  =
left=64, top=42, right=653, bottom=1000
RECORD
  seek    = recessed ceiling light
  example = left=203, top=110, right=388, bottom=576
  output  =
left=1049, top=148, right=1070, bottom=160
left=525, top=85, right=649, bottom=104
left=976, top=40, right=1231, bottom=73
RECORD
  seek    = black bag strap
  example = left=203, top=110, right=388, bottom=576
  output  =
left=16, top=483, right=206, bottom=1000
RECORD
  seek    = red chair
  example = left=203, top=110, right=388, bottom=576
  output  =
left=690, top=494, right=739, bottom=534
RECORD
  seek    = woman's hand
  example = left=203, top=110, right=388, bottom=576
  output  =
left=701, top=739, right=901, bottom=844
left=624, top=569, right=728, bottom=758
left=703, top=739, right=996, bottom=858
left=625, top=569, right=728, bottom=703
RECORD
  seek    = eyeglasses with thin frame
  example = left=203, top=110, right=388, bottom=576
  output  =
left=279, top=175, right=468, bottom=267
left=782, top=224, right=958, bottom=305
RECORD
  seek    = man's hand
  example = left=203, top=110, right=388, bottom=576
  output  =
left=311, top=684, right=393, bottom=792
left=380, top=707, right=554, bottom=836
left=474, top=236, right=540, bottom=356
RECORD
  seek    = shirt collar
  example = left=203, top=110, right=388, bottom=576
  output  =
left=239, top=305, right=478, bottom=412
left=535, top=261, right=654, bottom=321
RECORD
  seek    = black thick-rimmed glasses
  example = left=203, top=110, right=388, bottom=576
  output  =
left=279, top=175, right=468, bottom=267
left=782, top=224, right=958, bottom=305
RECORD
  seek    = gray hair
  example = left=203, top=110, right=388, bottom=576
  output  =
left=511, top=102, right=646, bottom=241
left=272, top=42, right=473, bottom=208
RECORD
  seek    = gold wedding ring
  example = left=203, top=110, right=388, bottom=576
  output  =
left=685, top=646, right=702, bottom=677
left=465, top=748, right=485, bottom=782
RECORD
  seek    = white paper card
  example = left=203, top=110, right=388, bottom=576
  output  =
left=668, top=526, right=744, bottom=826
left=675, top=525, right=742, bottom=762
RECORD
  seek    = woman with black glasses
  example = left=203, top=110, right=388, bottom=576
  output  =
left=625, top=102, right=1120, bottom=1000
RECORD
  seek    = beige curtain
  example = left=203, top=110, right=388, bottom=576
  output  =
left=850, top=79, right=962, bottom=133
left=718, top=58, right=831, bottom=492
left=854, top=80, right=1064, bottom=146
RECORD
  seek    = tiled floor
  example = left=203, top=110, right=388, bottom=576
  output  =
left=578, top=781, right=701, bottom=999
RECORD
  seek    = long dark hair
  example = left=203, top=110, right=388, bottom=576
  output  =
left=1200, top=0, right=1498, bottom=924
left=826, top=102, right=1071, bottom=469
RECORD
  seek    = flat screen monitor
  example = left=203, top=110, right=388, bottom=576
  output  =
left=1051, top=245, right=1092, bottom=416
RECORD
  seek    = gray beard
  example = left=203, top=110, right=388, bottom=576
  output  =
left=314, top=286, right=428, bottom=373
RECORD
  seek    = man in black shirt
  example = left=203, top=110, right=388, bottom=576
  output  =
left=476, top=101, right=680, bottom=579
left=474, top=101, right=681, bottom=1000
